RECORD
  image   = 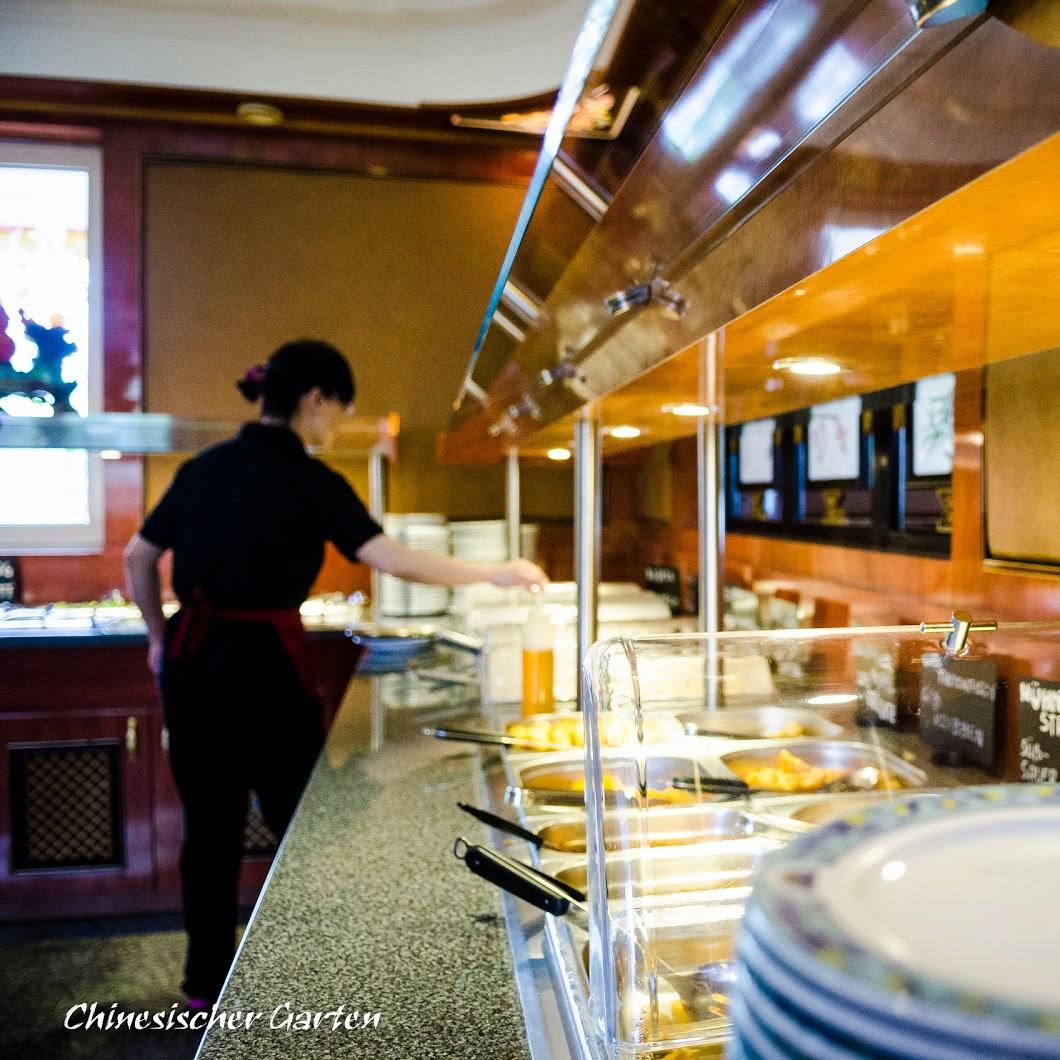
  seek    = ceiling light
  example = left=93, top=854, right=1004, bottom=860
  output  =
left=547, top=447, right=572, bottom=461
left=663, top=402, right=712, bottom=417
left=772, top=357, right=844, bottom=377
left=99, top=449, right=123, bottom=460
left=236, top=101, right=284, bottom=127
left=608, top=425, right=641, bottom=439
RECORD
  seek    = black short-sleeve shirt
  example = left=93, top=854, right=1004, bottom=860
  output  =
left=140, top=423, right=383, bottom=608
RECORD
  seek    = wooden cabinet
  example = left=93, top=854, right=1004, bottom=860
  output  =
left=0, top=708, right=156, bottom=919
left=0, top=631, right=359, bottom=920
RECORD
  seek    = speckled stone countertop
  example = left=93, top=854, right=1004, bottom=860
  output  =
left=196, top=678, right=532, bottom=1060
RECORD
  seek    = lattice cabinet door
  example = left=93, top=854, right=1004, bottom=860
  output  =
left=0, top=711, right=155, bottom=919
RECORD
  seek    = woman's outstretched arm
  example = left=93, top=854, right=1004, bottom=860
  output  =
left=356, top=534, right=547, bottom=589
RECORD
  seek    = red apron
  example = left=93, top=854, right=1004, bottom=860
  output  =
left=166, top=589, right=316, bottom=696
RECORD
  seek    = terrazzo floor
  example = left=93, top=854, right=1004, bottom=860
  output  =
left=0, top=915, right=242, bottom=1060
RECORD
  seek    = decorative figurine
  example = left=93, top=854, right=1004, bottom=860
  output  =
left=0, top=304, right=14, bottom=367
left=0, top=304, right=79, bottom=414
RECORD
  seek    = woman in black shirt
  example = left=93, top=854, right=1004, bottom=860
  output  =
left=124, top=340, right=545, bottom=1007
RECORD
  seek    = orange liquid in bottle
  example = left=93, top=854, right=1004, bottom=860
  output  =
left=522, top=648, right=555, bottom=716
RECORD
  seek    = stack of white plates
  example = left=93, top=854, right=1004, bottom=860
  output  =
left=449, top=520, right=537, bottom=563
left=731, top=784, right=1060, bottom=1060
left=379, top=514, right=450, bottom=616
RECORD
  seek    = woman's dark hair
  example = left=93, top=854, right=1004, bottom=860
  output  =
left=236, top=340, right=355, bottom=419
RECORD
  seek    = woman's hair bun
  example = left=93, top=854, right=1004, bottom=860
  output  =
left=236, top=363, right=268, bottom=402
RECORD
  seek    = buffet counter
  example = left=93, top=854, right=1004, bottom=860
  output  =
left=195, top=678, right=541, bottom=1060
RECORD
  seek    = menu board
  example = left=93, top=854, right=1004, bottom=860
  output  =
left=807, top=396, right=861, bottom=483
left=919, top=654, right=999, bottom=769
left=912, top=373, right=955, bottom=478
left=644, top=565, right=681, bottom=615
left=738, top=418, right=776, bottom=486
left=0, top=558, right=18, bottom=604
left=1018, top=677, right=1060, bottom=783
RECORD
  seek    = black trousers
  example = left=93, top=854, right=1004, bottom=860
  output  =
left=160, top=616, right=324, bottom=1001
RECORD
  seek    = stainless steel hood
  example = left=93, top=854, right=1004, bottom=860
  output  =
left=0, top=412, right=398, bottom=458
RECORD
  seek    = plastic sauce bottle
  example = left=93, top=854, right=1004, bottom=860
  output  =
left=521, top=593, right=555, bottom=716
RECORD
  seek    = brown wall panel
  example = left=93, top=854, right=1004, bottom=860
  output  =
left=612, top=367, right=1060, bottom=625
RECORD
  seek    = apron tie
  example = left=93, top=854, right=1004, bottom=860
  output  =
left=167, top=588, right=316, bottom=696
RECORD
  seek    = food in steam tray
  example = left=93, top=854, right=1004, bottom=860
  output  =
left=730, top=747, right=904, bottom=793
left=507, top=712, right=684, bottom=750
left=526, top=768, right=695, bottom=805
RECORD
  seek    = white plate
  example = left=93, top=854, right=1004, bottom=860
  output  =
left=735, top=957, right=864, bottom=1060
left=738, top=918, right=972, bottom=1060
left=743, top=900, right=1060, bottom=1058
left=729, top=995, right=788, bottom=1060
left=818, top=805, right=1060, bottom=1008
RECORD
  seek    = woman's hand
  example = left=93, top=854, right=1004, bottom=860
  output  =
left=490, top=559, right=549, bottom=589
left=147, top=635, right=165, bottom=676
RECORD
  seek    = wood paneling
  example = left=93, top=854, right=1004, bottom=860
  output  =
left=440, top=17, right=1060, bottom=460
left=608, top=368, right=1060, bottom=628
left=2, top=94, right=549, bottom=602
left=984, top=350, right=1060, bottom=565
left=503, top=130, right=1060, bottom=461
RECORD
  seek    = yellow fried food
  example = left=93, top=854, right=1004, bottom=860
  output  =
left=507, top=712, right=682, bottom=751
left=737, top=748, right=843, bottom=792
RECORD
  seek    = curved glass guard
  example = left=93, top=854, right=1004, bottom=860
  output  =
left=567, top=622, right=1060, bottom=1057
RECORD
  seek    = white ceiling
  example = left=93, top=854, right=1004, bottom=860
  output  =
left=1, top=0, right=589, bottom=107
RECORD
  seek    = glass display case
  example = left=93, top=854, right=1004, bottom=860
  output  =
left=527, top=619, right=1060, bottom=1059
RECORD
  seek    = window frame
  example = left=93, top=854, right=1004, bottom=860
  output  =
left=0, top=140, right=105, bottom=555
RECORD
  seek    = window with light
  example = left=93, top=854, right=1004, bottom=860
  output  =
left=0, top=142, right=103, bottom=553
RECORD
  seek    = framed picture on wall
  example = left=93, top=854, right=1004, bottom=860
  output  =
left=806, top=396, right=864, bottom=486
left=910, top=373, right=955, bottom=480
left=738, top=417, right=778, bottom=487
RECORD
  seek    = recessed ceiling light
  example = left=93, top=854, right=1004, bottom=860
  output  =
left=608, top=425, right=642, bottom=439
left=546, top=447, right=572, bottom=461
left=663, top=402, right=712, bottom=417
left=772, top=357, right=844, bottom=377
left=236, top=101, right=284, bottom=126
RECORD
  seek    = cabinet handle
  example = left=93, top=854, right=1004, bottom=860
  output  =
left=126, top=717, right=138, bottom=761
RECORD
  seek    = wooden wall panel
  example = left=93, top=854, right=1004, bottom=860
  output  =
left=984, top=349, right=1060, bottom=565
left=5, top=104, right=567, bottom=602
left=611, top=366, right=1060, bottom=626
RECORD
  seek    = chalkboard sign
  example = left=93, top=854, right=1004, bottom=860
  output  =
left=1018, top=677, right=1060, bottom=784
left=919, top=653, right=999, bottom=769
left=644, top=565, right=681, bottom=615
left=0, top=558, right=19, bottom=605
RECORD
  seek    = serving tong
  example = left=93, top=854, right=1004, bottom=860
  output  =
left=452, top=836, right=739, bottom=1018
left=670, top=764, right=880, bottom=797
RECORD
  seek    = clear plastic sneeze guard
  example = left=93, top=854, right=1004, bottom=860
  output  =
left=578, top=622, right=1060, bottom=1059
